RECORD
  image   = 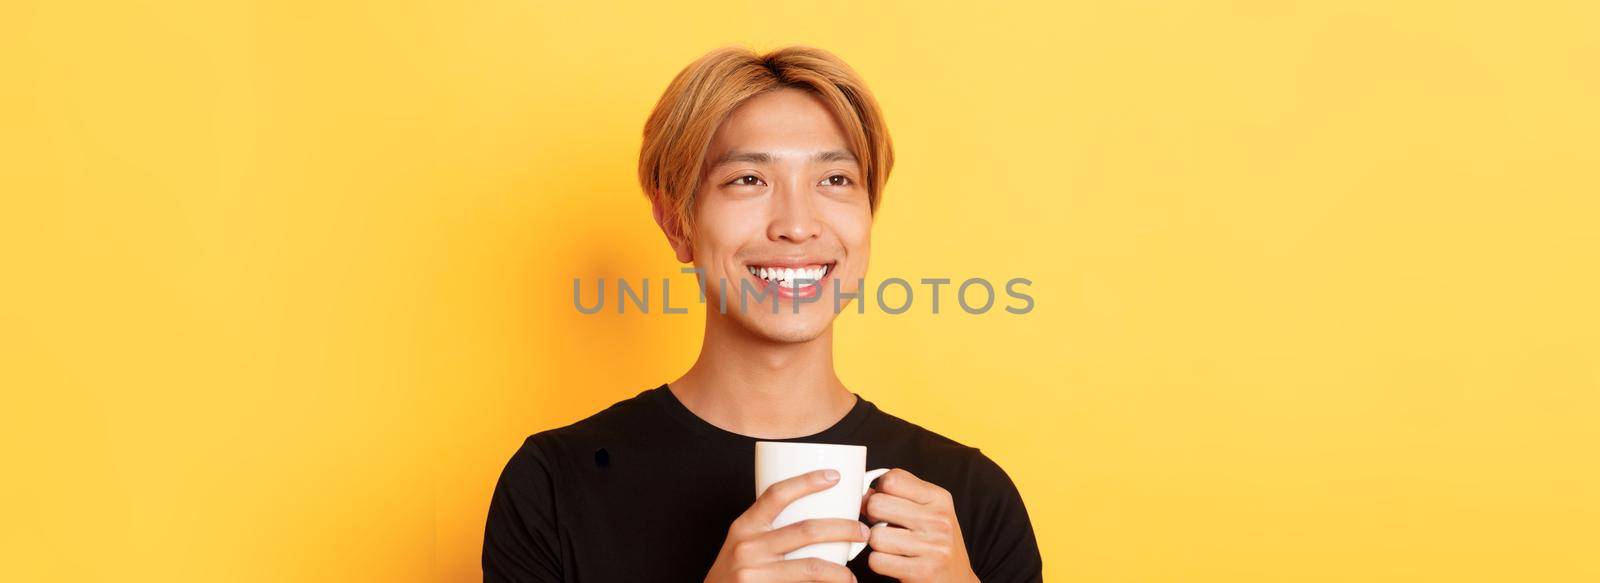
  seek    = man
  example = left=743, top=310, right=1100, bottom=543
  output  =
left=483, top=45, right=1043, bottom=582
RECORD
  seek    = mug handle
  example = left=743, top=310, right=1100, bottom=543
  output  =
left=849, top=468, right=892, bottom=561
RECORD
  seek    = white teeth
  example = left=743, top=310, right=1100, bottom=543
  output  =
left=747, top=264, right=833, bottom=286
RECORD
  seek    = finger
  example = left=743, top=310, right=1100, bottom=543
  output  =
left=761, top=557, right=855, bottom=582
left=874, top=468, right=947, bottom=506
left=761, top=518, right=870, bottom=555
left=863, top=491, right=934, bottom=531
left=866, top=523, right=936, bottom=557
left=859, top=486, right=875, bottom=515
left=866, top=548, right=917, bottom=580
left=746, top=469, right=841, bottom=527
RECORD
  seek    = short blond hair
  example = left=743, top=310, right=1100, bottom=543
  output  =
left=638, top=45, right=894, bottom=239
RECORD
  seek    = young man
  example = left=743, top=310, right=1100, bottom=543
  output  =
left=483, top=45, right=1043, bottom=582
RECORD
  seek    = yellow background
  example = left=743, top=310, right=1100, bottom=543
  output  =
left=3, top=1, right=1597, bottom=581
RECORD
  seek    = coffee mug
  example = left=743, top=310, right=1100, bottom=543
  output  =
left=755, top=441, right=891, bottom=564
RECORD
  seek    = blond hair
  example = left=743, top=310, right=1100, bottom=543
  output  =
left=638, top=45, right=894, bottom=239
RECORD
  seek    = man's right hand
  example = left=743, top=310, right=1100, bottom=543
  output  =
left=704, top=469, right=869, bottom=583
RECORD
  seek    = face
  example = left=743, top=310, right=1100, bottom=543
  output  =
left=660, top=87, right=873, bottom=343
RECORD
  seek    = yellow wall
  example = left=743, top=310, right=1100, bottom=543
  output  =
left=3, top=1, right=1596, bottom=581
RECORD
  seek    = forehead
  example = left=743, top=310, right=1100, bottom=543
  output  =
left=706, top=88, right=850, bottom=156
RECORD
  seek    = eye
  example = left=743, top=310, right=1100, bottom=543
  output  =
left=822, top=175, right=853, bottom=187
left=728, top=174, right=765, bottom=187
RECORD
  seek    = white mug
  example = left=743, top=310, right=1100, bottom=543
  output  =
left=755, top=441, right=891, bottom=564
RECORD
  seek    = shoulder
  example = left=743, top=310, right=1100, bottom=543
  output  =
left=504, top=386, right=662, bottom=473
left=866, top=405, right=976, bottom=454
left=864, top=405, right=1019, bottom=496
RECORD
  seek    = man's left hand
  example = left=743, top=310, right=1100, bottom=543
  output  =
left=859, top=468, right=980, bottom=583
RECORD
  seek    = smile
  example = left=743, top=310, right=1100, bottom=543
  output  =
left=743, top=261, right=836, bottom=300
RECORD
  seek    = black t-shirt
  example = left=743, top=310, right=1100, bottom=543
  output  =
left=482, top=384, right=1044, bottom=582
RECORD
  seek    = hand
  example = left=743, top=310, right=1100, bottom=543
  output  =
left=860, top=468, right=980, bottom=583
left=704, top=468, right=869, bottom=583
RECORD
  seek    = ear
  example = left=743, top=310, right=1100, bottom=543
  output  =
left=650, top=198, right=694, bottom=264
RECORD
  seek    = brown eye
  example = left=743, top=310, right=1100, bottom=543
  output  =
left=823, top=175, right=853, bottom=187
left=729, top=175, right=765, bottom=187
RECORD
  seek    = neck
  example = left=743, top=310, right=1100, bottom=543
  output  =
left=667, top=307, right=857, bottom=439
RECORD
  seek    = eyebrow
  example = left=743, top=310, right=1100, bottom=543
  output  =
left=711, top=149, right=858, bottom=167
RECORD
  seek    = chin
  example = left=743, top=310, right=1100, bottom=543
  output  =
left=736, top=312, right=833, bottom=344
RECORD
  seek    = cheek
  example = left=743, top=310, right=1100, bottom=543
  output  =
left=691, top=199, right=761, bottom=265
left=826, top=205, right=873, bottom=254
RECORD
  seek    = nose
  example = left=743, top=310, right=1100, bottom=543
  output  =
left=766, top=179, right=822, bottom=243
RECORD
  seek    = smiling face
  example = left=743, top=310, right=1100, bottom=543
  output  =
left=666, top=87, right=873, bottom=343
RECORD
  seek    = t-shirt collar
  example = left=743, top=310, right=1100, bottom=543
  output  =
left=647, top=383, right=874, bottom=451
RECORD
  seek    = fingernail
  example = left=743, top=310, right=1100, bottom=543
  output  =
left=859, top=522, right=871, bottom=538
left=823, top=469, right=840, bottom=481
